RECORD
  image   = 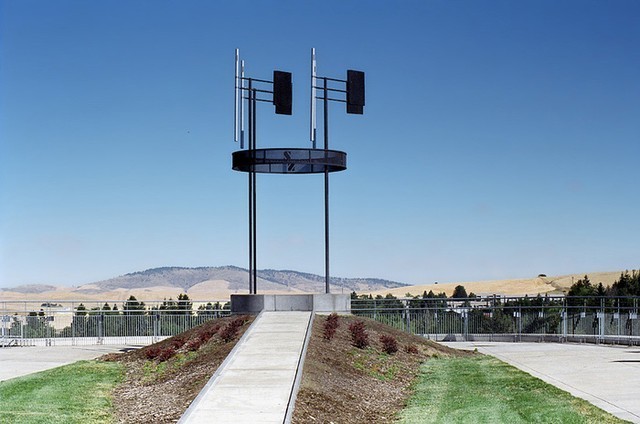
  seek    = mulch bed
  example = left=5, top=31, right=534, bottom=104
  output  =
left=101, top=313, right=470, bottom=423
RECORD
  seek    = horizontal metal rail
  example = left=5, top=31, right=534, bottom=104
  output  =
left=0, top=300, right=231, bottom=347
left=351, top=296, right=640, bottom=346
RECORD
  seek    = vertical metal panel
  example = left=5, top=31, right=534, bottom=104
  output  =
left=310, top=48, right=317, bottom=147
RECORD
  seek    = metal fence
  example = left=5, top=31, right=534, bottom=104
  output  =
left=0, top=300, right=230, bottom=347
left=5, top=296, right=640, bottom=347
left=352, top=296, right=640, bottom=345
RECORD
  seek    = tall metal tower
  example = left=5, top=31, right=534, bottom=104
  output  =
left=232, top=49, right=365, bottom=294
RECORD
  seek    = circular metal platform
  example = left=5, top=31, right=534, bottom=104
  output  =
left=232, top=148, right=347, bottom=174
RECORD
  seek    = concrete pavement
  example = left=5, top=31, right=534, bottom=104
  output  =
left=179, top=311, right=312, bottom=424
left=0, top=344, right=139, bottom=382
left=443, top=341, right=640, bottom=423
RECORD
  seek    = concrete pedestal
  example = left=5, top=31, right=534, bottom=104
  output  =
left=231, top=294, right=351, bottom=314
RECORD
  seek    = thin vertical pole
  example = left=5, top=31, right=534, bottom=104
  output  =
left=323, top=77, right=330, bottom=294
left=247, top=80, right=254, bottom=294
left=252, top=89, right=258, bottom=294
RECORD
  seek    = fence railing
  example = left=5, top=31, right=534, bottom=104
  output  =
left=351, top=296, right=640, bottom=345
left=4, top=296, right=640, bottom=347
left=1, top=300, right=230, bottom=347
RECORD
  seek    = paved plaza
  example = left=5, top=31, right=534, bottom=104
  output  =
left=0, top=344, right=137, bottom=382
left=443, top=341, right=640, bottom=423
left=3, top=326, right=640, bottom=423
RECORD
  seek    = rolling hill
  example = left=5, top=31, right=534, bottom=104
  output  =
left=2, top=267, right=634, bottom=302
left=0, top=266, right=407, bottom=301
left=371, top=271, right=630, bottom=298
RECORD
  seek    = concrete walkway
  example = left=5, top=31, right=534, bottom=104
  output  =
left=0, top=344, right=138, bottom=382
left=443, top=342, right=640, bottom=423
left=179, top=311, right=312, bottom=424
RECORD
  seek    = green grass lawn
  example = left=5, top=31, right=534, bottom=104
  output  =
left=399, top=355, right=627, bottom=424
left=0, top=360, right=124, bottom=424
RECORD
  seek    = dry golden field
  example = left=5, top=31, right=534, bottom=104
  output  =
left=1, top=270, right=628, bottom=302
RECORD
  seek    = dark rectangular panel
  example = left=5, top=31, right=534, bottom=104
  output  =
left=347, top=70, right=365, bottom=114
left=273, top=70, right=293, bottom=115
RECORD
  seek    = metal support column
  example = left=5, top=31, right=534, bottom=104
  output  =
left=251, top=87, right=258, bottom=294
left=323, top=77, right=330, bottom=294
left=247, top=80, right=254, bottom=294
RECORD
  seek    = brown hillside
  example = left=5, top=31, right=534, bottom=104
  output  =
left=369, top=270, right=630, bottom=298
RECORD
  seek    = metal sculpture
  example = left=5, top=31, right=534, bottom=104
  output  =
left=232, top=49, right=365, bottom=294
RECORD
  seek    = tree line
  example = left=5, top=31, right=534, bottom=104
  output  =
left=566, top=270, right=640, bottom=307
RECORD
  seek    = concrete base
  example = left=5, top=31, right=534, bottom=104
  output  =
left=231, top=294, right=351, bottom=314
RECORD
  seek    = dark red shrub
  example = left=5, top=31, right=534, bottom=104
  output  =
left=218, top=317, right=247, bottom=342
left=404, top=344, right=419, bottom=354
left=185, top=337, right=204, bottom=351
left=144, top=346, right=161, bottom=360
left=348, top=320, right=369, bottom=349
left=380, top=334, right=398, bottom=355
left=171, top=336, right=186, bottom=350
left=323, top=313, right=340, bottom=340
left=156, top=346, right=176, bottom=362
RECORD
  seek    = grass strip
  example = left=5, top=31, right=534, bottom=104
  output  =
left=399, top=355, right=627, bottom=424
left=0, top=360, right=124, bottom=424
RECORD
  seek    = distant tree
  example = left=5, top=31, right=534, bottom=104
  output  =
left=177, top=293, right=192, bottom=315
left=76, top=303, right=87, bottom=316
left=157, top=298, right=178, bottom=314
left=421, top=289, right=448, bottom=308
left=610, top=271, right=640, bottom=298
left=567, top=275, right=598, bottom=306
left=198, top=302, right=223, bottom=317
left=452, top=285, right=468, bottom=299
left=123, top=295, right=146, bottom=315
left=24, top=310, right=52, bottom=338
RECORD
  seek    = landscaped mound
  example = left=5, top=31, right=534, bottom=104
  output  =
left=102, top=315, right=254, bottom=423
left=292, top=314, right=470, bottom=423
left=101, top=313, right=466, bottom=423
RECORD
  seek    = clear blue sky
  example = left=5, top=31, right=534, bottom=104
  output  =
left=1, top=1, right=639, bottom=288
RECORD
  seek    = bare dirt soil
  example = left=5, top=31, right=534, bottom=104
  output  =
left=292, top=314, right=468, bottom=423
left=102, top=315, right=255, bottom=423
left=102, top=314, right=468, bottom=423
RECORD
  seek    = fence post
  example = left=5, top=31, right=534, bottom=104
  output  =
left=463, top=308, right=468, bottom=341
left=373, top=299, right=377, bottom=321
left=599, top=297, right=605, bottom=341
left=404, top=300, right=410, bottom=333
left=562, top=299, right=567, bottom=342
left=154, top=313, right=159, bottom=343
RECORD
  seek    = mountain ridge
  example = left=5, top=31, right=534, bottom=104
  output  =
left=1, top=266, right=408, bottom=301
